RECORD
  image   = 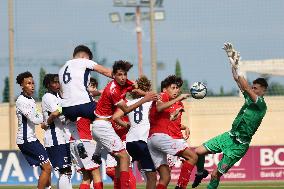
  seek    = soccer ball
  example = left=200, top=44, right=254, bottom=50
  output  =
left=190, top=82, right=207, bottom=99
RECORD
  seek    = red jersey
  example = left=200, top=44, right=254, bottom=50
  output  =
left=149, top=92, right=184, bottom=139
left=111, top=116, right=129, bottom=141
left=95, top=80, right=134, bottom=118
left=70, top=117, right=92, bottom=141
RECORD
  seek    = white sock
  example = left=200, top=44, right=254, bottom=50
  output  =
left=57, top=174, right=72, bottom=189
left=44, top=187, right=51, bottom=189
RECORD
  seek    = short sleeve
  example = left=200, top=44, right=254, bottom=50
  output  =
left=160, top=92, right=169, bottom=103
left=42, top=94, right=58, bottom=113
left=84, top=59, right=98, bottom=70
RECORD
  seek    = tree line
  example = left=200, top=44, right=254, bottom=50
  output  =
left=2, top=60, right=284, bottom=102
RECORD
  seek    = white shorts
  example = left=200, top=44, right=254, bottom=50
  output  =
left=147, top=133, right=188, bottom=169
left=92, top=120, right=124, bottom=155
left=70, top=140, right=100, bottom=172
left=103, top=140, right=132, bottom=168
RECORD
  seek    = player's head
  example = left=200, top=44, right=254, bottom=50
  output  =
left=43, top=74, right=60, bottom=94
left=73, top=45, right=93, bottom=60
left=112, top=60, right=133, bottom=86
left=161, top=75, right=183, bottom=99
left=88, top=77, right=99, bottom=97
left=16, top=71, right=34, bottom=97
left=131, top=75, right=151, bottom=99
left=252, top=78, right=268, bottom=96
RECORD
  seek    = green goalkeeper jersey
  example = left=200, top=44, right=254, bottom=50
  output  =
left=230, top=92, right=267, bottom=144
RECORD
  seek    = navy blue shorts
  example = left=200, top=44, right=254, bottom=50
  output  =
left=62, top=101, right=97, bottom=122
left=46, top=143, right=72, bottom=171
left=126, top=140, right=156, bottom=172
left=18, top=140, right=49, bottom=167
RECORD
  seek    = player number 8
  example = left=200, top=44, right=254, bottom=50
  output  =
left=134, top=105, right=143, bottom=124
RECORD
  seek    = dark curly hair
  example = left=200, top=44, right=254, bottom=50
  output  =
left=73, top=45, right=93, bottom=60
left=16, top=71, right=33, bottom=85
left=90, top=77, right=98, bottom=88
left=43, top=74, right=59, bottom=89
left=161, top=75, right=183, bottom=89
left=131, top=75, right=151, bottom=99
left=112, top=60, right=133, bottom=74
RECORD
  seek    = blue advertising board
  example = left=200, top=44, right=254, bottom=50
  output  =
left=0, top=150, right=112, bottom=185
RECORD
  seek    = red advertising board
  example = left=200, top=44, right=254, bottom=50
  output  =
left=134, top=146, right=284, bottom=182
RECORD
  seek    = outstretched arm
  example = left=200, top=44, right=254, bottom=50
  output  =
left=156, top=94, right=189, bottom=112
left=93, top=64, right=113, bottom=78
left=117, top=92, right=158, bottom=114
left=223, top=42, right=258, bottom=102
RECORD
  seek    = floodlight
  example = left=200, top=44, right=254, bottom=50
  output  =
left=109, top=12, right=121, bottom=23
left=124, top=12, right=135, bottom=22
left=154, top=10, right=165, bottom=21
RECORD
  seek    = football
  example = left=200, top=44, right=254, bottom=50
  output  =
left=190, top=82, right=207, bottom=99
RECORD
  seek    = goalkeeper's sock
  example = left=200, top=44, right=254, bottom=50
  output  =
left=196, top=154, right=205, bottom=174
left=207, top=178, right=220, bottom=189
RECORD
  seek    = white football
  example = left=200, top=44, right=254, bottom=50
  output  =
left=190, top=82, right=207, bottom=99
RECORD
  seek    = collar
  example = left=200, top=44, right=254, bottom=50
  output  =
left=21, top=92, right=32, bottom=99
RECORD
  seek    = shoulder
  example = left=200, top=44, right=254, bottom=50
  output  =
left=160, top=92, right=169, bottom=102
left=16, top=95, right=34, bottom=109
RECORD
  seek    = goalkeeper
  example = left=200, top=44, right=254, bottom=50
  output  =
left=191, top=43, right=268, bottom=189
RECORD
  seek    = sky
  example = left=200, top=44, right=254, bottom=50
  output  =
left=1, top=0, right=284, bottom=100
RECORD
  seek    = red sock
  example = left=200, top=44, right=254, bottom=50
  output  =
left=79, top=183, right=90, bottom=189
left=156, top=183, right=167, bottom=189
left=93, top=181, right=103, bottom=189
left=114, top=177, right=120, bottom=189
left=176, top=161, right=194, bottom=188
left=106, top=168, right=116, bottom=180
left=120, top=171, right=130, bottom=189
left=129, top=168, right=136, bottom=189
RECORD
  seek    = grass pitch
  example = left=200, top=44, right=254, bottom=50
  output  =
left=1, top=181, right=284, bottom=189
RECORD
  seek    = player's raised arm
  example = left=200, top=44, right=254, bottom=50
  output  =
left=223, top=42, right=245, bottom=92
left=156, top=93, right=189, bottom=112
left=93, top=64, right=113, bottom=78
left=117, top=92, right=158, bottom=114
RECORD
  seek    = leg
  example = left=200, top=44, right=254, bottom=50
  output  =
left=207, top=169, right=222, bottom=189
left=57, top=167, right=72, bottom=189
left=175, top=148, right=197, bottom=189
left=192, top=145, right=211, bottom=188
left=38, top=162, right=52, bottom=189
left=156, top=164, right=171, bottom=189
left=128, top=167, right=137, bottom=189
left=68, top=121, right=88, bottom=159
left=145, top=171, right=157, bottom=189
left=79, top=170, right=92, bottom=189
left=91, top=168, right=103, bottom=189
left=115, top=150, right=130, bottom=189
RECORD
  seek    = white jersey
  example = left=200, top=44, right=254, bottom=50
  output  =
left=41, top=92, right=69, bottom=147
left=16, top=94, right=43, bottom=144
left=59, top=58, right=98, bottom=107
left=126, top=98, right=152, bottom=143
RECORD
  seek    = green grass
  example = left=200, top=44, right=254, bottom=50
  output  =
left=1, top=182, right=284, bottom=189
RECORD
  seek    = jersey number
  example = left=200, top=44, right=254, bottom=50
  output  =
left=63, top=66, right=72, bottom=84
left=134, top=105, right=143, bottom=124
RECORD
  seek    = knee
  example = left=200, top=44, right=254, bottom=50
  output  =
left=191, top=152, right=198, bottom=164
left=194, top=147, right=203, bottom=155
left=41, top=162, right=52, bottom=174
left=117, top=151, right=130, bottom=161
left=147, top=172, right=157, bottom=182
